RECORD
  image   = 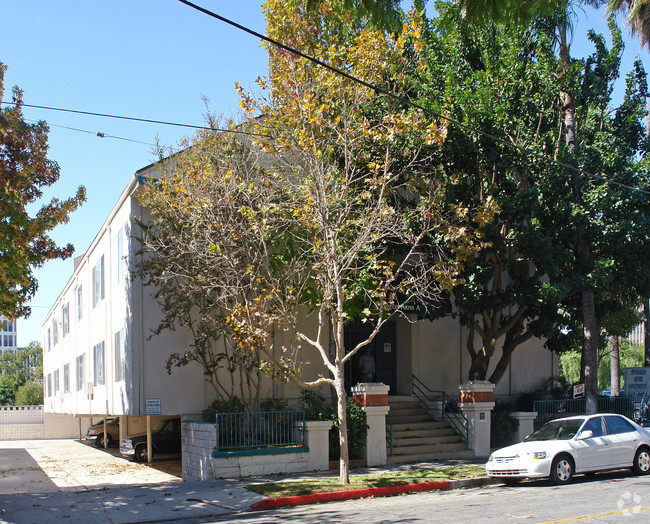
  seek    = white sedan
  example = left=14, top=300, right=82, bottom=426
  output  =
left=486, top=414, right=650, bottom=484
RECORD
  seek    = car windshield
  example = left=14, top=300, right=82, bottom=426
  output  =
left=525, top=419, right=584, bottom=441
left=153, top=419, right=171, bottom=433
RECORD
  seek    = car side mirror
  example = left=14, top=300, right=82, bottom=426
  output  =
left=577, top=430, right=593, bottom=440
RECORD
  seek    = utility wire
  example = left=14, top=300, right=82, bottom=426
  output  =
left=24, top=118, right=156, bottom=146
left=178, top=0, right=650, bottom=196
left=0, top=100, right=268, bottom=139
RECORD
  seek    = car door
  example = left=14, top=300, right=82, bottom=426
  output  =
left=573, top=416, right=612, bottom=471
left=604, top=415, right=639, bottom=466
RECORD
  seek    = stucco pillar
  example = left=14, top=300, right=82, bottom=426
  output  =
left=352, top=383, right=390, bottom=466
left=511, top=411, right=538, bottom=444
left=304, top=420, right=333, bottom=471
left=459, top=381, right=495, bottom=458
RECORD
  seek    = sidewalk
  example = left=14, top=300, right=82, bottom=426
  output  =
left=0, top=440, right=493, bottom=523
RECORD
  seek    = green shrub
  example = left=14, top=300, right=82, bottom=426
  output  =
left=491, top=402, right=519, bottom=448
left=202, top=396, right=246, bottom=422
left=300, top=388, right=326, bottom=420
left=14, top=381, right=43, bottom=406
left=260, top=397, right=289, bottom=412
left=321, top=398, right=368, bottom=459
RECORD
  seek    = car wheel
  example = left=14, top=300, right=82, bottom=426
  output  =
left=134, top=444, right=149, bottom=463
left=550, top=454, right=574, bottom=485
left=95, top=433, right=113, bottom=448
left=632, top=446, right=650, bottom=476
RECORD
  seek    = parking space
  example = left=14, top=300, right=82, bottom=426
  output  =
left=0, top=439, right=180, bottom=493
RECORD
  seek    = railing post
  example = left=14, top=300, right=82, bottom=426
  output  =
left=459, top=381, right=495, bottom=458
left=352, top=383, right=390, bottom=466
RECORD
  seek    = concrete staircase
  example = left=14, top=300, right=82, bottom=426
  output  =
left=386, top=396, right=474, bottom=464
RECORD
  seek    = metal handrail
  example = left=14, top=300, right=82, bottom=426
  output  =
left=412, top=374, right=469, bottom=447
left=386, top=420, right=393, bottom=456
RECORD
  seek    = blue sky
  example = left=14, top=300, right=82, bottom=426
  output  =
left=1, top=1, right=648, bottom=346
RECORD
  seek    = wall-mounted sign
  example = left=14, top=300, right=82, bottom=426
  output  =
left=573, top=384, right=585, bottom=399
left=383, top=343, right=392, bottom=353
left=146, top=398, right=161, bottom=415
left=624, top=367, right=650, bottom=402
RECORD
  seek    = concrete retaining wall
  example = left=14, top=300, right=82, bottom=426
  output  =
left=0, top=406, right=89, bottom=440
left=182, top=420, right=332, bottom=481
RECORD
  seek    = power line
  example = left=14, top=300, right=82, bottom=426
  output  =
left=177, top=0, right=650, bottom=196
left=23, top=118, right=157, bottom=146
left=0, top=100, right=267, bottom=139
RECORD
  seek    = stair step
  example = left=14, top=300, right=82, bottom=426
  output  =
left=389, top=421, right=450, bottom=432
left=391, top=427, right=458, bottom=439
left=386, top=448, right=475, bottom=465
left=388, top=442, right=468, bottom=455
left=392, top=434, right=463, bottom=447
left=388, top=407, right=429, bottom=416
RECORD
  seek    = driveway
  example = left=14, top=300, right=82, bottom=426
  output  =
left=0, top=439, right=261, bottom=523
left=0, top=439, right=180, bottom=492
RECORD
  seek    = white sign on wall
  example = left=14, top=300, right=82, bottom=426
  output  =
left=624, top=368, right=650, bottom=402
left=146, top=398, right=161, bottom=415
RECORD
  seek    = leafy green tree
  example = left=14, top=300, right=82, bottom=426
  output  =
left=14, top=381, right=43, bottom=406
left=139, top=1, right=481, bottom=483
left=0, top=63, right=86, bottom=319
left=0, top=341, right=43, bottom=404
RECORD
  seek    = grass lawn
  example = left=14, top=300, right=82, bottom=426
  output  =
left=247, top=465, right=487, bottom=498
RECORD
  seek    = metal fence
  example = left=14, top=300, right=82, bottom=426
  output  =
left=214, top=410, right=307, bottom=456
left=532, top=397, right=636, bottom=429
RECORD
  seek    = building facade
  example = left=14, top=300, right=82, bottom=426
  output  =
left=0, top=317, right=18, bottom=354
left=42, top=162, right=556, bottom=423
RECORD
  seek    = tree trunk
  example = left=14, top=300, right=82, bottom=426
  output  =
left=334, top=369, right=349, bottom=484
left=560, top=29, right=598, bottom=414
left=609, top=335, right=620, bottom=396
left=582, top=289, right=599, bottom=414
left=645, top=300, right=650, bottom=367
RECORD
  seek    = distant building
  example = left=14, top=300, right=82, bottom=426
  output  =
left=0, top=317, right=18, bottom=354
left=627, top=302, right=648, bottom=346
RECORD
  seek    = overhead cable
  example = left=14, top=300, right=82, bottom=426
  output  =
left=0, top=100, right=267, bottom=139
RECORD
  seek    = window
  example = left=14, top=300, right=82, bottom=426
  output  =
left=53, top=369, right=59, bottom=393
left=62, top=303, right=69, bottom=336
left=605, top=415, right=634, bottom=435
left=76, top=286, right=83, bottom=320
left=114, top=329, right=126, bottom=382
left=47, top=374, right=52, bottom=397
left=76, top=354, right=85, bottom=391
left=93, top=341, right=105, bottom=386
left=52, top=318, right=58, bottom=346
left=47, top=328, right=51, bottom=352
left=580, top=417, right=605, bottom=438
left=63, top=363, right=70, bottom=393
left=115, top=227, right=125, bottom=283
left=93, top=256, right=105, bottom=307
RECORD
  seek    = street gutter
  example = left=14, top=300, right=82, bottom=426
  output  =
left=251, top=476, right=500, bottom=510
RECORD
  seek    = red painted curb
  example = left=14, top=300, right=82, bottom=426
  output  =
left=251, top=480, right=452, bottom=510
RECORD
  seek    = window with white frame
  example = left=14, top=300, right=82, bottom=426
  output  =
left=76, top=354, right=85, bottom=391
left=46, top=328, right=51, bottom=352
left=115, top=227, right=125, bottom=283
left=114, top=328, right=126, bottom=382
left=47, top=374, right=52, bottom=397
left=93, top=256, right=105, bottom=307
left=52, top=318, right=58, bottom=346
left=76, top=285, right=83, bottom=320
left=93, top=341, right=105, bottom=386
left=53, top=369, right=59, bottom=393
left=63, top=363, right=70, bottom=393
left=62, top=303, right=69, bottom=337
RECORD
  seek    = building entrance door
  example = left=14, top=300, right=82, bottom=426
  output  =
left=344, top=321, right=396, bottom=394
